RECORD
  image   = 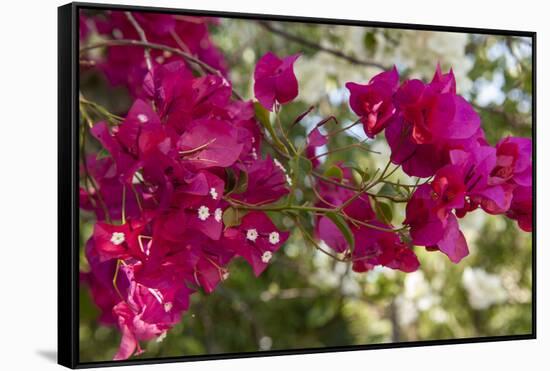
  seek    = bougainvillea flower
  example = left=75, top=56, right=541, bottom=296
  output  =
left=430, top=63, right=457, bottom=94
left=314, top=166, right=376, bottom=248
left=506, top=185, right=533, bottom=232
left=90, top=11, right=227, bottom=97
left=83, top=239, right=130, bottom=325
left=313, top=168, right=416, bottom=271
left=177, top=119, right=243, bottom=170
left=92, top=219, right=147, bottom=262
left=254, top=52, right=300, bottom=111
left=430, top=164, right=467, bottom=217
left=112, top=264, right=193, bottom=360
left=345, top=66, right=399, bottom=137
left=352, top=223, right=420, bottom=273
left=449, top=146, right=513, bottom=215
left=396, top=83, right=479, bottom=144
left=384, top=66, right=484, bottom=178
left=304, top=127, right=328, bottom=168
left=80, top=155, right=143, bottom=221
left=174, top=171, right=226, bottom=240
left=405, top=183, right=469, bottom=263
left=191, top=241, right=235, bottom=293
left=91, top=99, right=169, bottom=184
left=232, top=157, right=289, bottom=205
left=405, top=184, right=446, bottom=246
left=152, top=70, right=232, bottom=133
left=491, top=136, right=532, bottom=187
left=385, top=115, right=446, bottom=177
left=430, top=213, right=469, bottom=263
left=224, top=212, right=288, bottom=276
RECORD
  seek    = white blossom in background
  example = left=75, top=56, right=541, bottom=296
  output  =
left=295, top=26, right=474, bottom=105
left=395, top=271, right=440, bottom=327
left=389, top=30, right=474, bottom=93
left=462, top=267, right=508, bottom=310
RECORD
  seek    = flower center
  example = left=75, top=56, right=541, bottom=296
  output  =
left=197, top=206, right=210, bottom=221
left=246, top=229, right=259, bottom=242
left=214, top=208, right=223, bottom=222
left=268, top=231, right=280, bottom=245
left=209, top=187, right=218, bottom=200
left=261, top=251, right=273, bottom=263
left=110, top=232, right=125, bottom=245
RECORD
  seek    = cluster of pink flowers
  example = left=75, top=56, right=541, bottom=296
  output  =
left=346, top=65, right=532, bottom=263
left=80, top=12, right=532, bottom=360
left=81, top=57, right=292, bottom=358
left=80, top=11, right=227, bottom=96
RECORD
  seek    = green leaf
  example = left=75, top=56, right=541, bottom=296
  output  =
left=349, top=166, right=370, bottom=183
left=378, top=183, right=403, bottom=197
left=374, top=200, right=393, bottom=224
left=95, top=148, right=110, bottom=160
left=225, top=169, right=248, bottom=195
left=290, top=156, right=313, bottom=176
left=324, top=165, right=344, bottom=180
left=325, top=212, right=355, bottom=251
left=224, top=168, right=237, bottom=193
left=222, top=207, right=247, bottom=228
left=363, top=32, right=377, bottom=53
left=234, top=170, right=249, bottom=194
left=306, top=300, right=338, bottom=328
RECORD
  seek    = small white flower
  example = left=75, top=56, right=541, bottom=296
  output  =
left=110, top=232, right=125, bottom=245
left=137, top=113, right=148, bottom=123
left=246, top=228, right=258, bottom=242
left=285, top=174, right=293, bottom=186
left=112, top=28, right=123, bottom=39
left=197, top=205, right=210, bottom=221
left=261, top=251, right=273, bottom=263
left=268, top=231, right=280, bottom=245
left=251, top=147, right=258, bottom=160
left=209, top=187, right=218, bottom=200
left=163, top=302, right=173, bottom=312
left=214, top=208, right=223, bottom=222
left=222, top=270, right=230, bottom=281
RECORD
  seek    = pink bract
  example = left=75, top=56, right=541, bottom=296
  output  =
left=254, top=52, right=300, bottom=111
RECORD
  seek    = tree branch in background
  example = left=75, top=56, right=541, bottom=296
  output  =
left=258, top=21, right=388, bottom=70
left=473, top=103, right=530, bottom=129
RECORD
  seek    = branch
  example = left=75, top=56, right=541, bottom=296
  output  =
left=125, top=12, right=153, bottom=71
left=258, top=21, right=387, bottom=70
left=473, top=102, right=529, bottom=129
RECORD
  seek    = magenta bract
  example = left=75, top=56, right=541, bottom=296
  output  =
left=254, top=52, right=300, bottom=111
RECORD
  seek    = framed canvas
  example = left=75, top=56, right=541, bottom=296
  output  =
left=58, top=2, right=536, bottom=368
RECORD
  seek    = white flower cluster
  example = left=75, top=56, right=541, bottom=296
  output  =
left=462, top=267, right=508, bottom=310
left=395, top=271, right=441, bottom=327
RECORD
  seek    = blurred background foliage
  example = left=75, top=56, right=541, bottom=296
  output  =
left=79, top=13, right=533, bottom=362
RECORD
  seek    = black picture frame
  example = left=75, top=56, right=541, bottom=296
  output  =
left=58, top=2, right=537, bottom=368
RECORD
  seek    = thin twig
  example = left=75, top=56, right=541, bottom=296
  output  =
left=125, top=12, right=153, bottom=71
